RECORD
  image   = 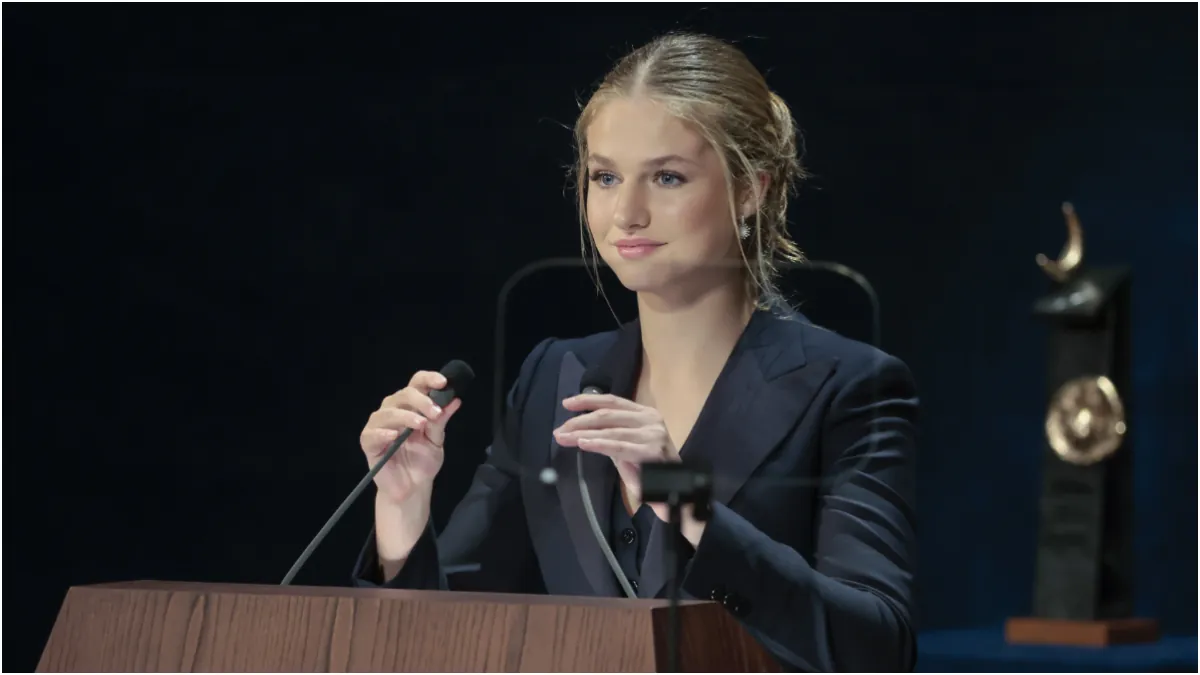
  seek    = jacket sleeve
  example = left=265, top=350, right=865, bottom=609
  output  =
left=681, top=353, right=919, bottom=672
left=351, top=337, right=557, bottom=593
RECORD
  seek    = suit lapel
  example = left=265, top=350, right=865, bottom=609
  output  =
left=638, top=310, right=836, bottom=599
left=550, top=351, right=620, bottom=597
left=550, top=319, right=643, bottom=597
left=696, top=311, right=835, bottom=507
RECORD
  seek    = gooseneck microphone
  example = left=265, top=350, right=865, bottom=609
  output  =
left=577, top=365, right=699, bottom=672
left=575, top=367, right=639, bottom=599
left=281, top=359, right=475, bottom=586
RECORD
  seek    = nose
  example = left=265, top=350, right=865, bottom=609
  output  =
left=610, top=183, right=649, bottom=231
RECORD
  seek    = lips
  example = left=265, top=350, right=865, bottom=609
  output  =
left=613, top=240, right=664, bottom=260
left=614, top=238, right=663, bottom=246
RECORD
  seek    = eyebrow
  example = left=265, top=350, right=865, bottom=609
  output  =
left=586, top=153, right=698, bottom=168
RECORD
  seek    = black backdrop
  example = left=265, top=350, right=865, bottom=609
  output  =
left=5, top=5, right=1196, bottom=671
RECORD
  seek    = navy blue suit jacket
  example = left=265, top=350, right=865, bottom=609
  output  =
left=353, top=307, right=919, bottom=672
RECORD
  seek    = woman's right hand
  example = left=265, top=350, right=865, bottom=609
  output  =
left=362, top=370, right=463, bottom=570
left=360, top=370, right=463, bottom=507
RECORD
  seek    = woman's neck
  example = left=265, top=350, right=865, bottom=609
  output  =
left=636, top=282, right=754, bottom=391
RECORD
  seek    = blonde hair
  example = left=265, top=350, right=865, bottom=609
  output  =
left=572, top=32, right=807, bottom=308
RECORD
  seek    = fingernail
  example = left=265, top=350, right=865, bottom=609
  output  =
left=431, top=405, right=443, bottom=417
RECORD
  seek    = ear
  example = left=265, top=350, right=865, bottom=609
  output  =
left=738, top=171, right=771, bottom=220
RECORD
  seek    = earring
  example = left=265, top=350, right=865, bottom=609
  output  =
left=738, top=218, right=751, bottom=240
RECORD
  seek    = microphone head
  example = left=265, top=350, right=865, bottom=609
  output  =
left=439, top=359, right=475, bottom=395
left=580, top=364, right=612, bottom=395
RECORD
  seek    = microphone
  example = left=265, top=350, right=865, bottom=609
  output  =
left=576, top=365, right=700, bottom=673
left=575, top=366, right=639, bottom=599
left=281, top=359, right=475, bottom=586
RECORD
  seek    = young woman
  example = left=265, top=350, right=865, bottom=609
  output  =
left=353, top=32, right=919, bottom=672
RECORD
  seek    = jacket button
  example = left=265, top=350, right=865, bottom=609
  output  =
left=723, top=592, right=751, bottom=617
left=631, top=579, right=639, bottom=593
left=621, top=528, right=636, bottom=545
left=709, top=585, right=725, bottom=601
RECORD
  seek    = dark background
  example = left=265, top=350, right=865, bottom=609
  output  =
left=5, top=5, right=1196, bottom=671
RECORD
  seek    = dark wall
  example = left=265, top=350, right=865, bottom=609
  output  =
left=5, top=6, right=1195, bottom=670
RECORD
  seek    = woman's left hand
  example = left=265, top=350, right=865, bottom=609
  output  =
left=553, top=393, right=705, bottom=546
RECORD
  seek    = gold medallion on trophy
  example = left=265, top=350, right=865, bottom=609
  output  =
left=1045, top=375, right=1127, bottom=466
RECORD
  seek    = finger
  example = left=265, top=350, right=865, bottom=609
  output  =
left=383, top=387, right=444, bottom=420
left=555, top=408, right=646, bottom=433
left=437, top=396, right=463, bottom=423
left=555, top=426, right=650, bottom=447
left=361, top=427, right=404, bottom=453
left=409, top=369, right=449, bottom=393
left=574, top=437, right=646, bottom=460
left=422, top=397, right=462, bottom=446
left=562, top=393, right=643, bottom=412
left=368, top=406, right=429, bottom=433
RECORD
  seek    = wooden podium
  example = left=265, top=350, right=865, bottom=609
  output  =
left=37, top=581, right=778, bottom=672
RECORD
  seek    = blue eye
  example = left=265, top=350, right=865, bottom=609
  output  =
left=589, top=171, right=618, bottom=187
left=656, top=171, right=686, bottom=187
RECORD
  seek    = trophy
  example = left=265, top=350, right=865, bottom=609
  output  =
left=1005, top=203, right=1158, bottom=646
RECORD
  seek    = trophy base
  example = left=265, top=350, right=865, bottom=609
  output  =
left=1005, top=617, right=1159, bottom=647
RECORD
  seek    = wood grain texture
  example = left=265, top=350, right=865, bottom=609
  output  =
left=37, top=581, right=778, bottom=672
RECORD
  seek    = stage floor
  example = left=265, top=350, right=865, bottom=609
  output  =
left=918, top=629, right=1198, bottom=673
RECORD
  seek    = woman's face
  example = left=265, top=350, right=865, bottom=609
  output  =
left=584, top=96, right=744, bottom=302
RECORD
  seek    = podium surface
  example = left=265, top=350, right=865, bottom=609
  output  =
left=37, top=580, right=777, bottom=672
